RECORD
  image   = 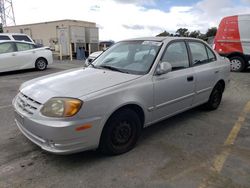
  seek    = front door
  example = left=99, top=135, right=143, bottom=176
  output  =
left=153, top=41, right=195, bottom=121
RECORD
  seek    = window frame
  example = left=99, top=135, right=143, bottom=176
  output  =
left=159, top=39, right=192, bottom=72
left=186, top=40, right=217, bottom=67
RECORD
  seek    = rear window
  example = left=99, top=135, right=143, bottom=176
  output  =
left=12, top=35, right=32, bottom=42
left=0, top=35, right=11, bottom=40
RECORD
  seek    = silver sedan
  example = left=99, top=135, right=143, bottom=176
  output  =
left=13, top=37, right=230, bottom=155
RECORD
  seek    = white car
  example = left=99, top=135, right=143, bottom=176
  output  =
left=85, top=51, right=103, bottom=66
left=0, top=40, right=53, bottom=73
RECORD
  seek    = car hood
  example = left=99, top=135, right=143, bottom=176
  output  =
left=20, top=67, right=141, bottom=104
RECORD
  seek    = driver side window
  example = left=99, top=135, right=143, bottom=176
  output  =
left=162, top=41, right=189, bottom=71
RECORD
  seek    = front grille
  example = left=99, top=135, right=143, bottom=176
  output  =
left=15, top=92, right=41, bottom=115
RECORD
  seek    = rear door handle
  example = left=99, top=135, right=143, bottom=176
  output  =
left=187, top=76, right=194, bottom=82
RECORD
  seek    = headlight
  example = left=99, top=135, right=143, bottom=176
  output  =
left=41, top=98, right=82, bottom=117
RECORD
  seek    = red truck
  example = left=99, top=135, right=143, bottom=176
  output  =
left=214, top=14, right=250, bottom=72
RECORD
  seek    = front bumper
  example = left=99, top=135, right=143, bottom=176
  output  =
left=14, top=108, right=102, bottom=155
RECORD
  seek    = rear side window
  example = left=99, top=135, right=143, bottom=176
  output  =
left=16, top=43, right=34, bottom=51
left=0, top=42, right=16, bottom=54
left=188, top=42, right=209, bottom=66
left=0, top=35, right=11, bottom=40
left=206, top=47, right=216, bottom=62
left=12, top=35, right=32, bottom=42
left=162, top=41, right=189, bottom=71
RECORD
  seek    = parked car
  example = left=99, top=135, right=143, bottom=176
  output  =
left=85, top=51, right=103, bottom=66
left=214, top=14, right=250, bottom=72
left=0, top=41, right=53, bottom=73
left=13, top=37, right=230, bottom=155
left=0, top=33, right=34, bottom=44
left=99, top=40, right=114, bottom=50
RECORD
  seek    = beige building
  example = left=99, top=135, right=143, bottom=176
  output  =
left=4, top=19, right=99, bottom=57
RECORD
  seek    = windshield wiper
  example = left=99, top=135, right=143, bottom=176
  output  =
left=88, top=61, right=97, bottom=68
left=99, top=65, right=127, bottom=73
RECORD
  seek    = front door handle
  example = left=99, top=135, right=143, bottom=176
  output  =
left=187, top=76, right=194, bottom=82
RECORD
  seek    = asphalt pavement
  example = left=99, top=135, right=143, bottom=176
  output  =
left=0, top=62, right=249, bottom=188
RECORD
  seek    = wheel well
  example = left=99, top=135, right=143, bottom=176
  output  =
left=227, top=52, right=246, bottom=63
left=215, top=80, right=225, bottom=92
left=107, top=104, right=145, bottom=128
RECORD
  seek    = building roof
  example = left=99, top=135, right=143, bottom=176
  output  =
left=4, top=19, right=96, bottom=28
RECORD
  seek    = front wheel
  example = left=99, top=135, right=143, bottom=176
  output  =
left=204, top=83, right=223, bottom=110
left=35, top=58, right=47, bottom=71
left=230, top=56, right=245, bottom=72
left=99, top=109, right=142, bottom=155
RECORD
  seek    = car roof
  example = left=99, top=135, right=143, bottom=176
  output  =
left=0, top=33, right=30, bottom=36
left=121, top=36, right=205, bottom=43
left=0, top=40, right=35, bottom=44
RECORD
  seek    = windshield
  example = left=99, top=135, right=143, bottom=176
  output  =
left=93, top=40, right=162, bottom=75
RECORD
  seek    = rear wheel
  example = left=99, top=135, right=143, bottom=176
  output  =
left=35, top=58, right=47, bottom=71
left=99, top=109, right=142, bottom=155
left=204, top=83, right=223, bottom=110
left=230, top=56, right=245, bottom=72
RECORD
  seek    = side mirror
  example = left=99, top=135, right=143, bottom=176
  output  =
left=85, top=58, right=95, bottom=67
left=156, top=62, right=172, bottom=75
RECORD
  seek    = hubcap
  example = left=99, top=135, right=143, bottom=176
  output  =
left=112, top=121, right=132, bottom=145
left=230, top=59, right=242, bottom=71
left=37, top=60, right=46, bottom=70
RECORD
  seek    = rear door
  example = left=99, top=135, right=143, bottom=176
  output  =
left=0, top=42, right=18, bottom=72
left=153, top=40, right=195, bottom=121
left=187, top=41, right=218, bottom=106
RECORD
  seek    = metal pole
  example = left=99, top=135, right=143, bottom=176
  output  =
left=88, top=43, right=91, bottom=55
left=59, top=45, right=62, bottom=61
left=69, top=44, right=73, bottom=61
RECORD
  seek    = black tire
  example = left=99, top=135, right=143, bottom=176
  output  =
left=99, top=108, right=142, bottom=155
left=35, top=58, right=47, bottom=71
left=204, top=83, right=223, bottom=110
left=230, top=56, right=245, bottom=72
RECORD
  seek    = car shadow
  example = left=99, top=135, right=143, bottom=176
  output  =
left=0, top=68, right=55, bottom=77
left=0, top=68, right=39, bottom=76
left=244, top=67, right=250, bottom=73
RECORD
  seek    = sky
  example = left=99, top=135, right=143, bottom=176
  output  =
left=10, top=0, right=250, bottom=41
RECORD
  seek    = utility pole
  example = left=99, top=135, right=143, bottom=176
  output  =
left=0, top=0, right=16, bottom=27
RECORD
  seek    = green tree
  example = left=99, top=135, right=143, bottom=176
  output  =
left=176, top=28, right=189, bottom=37
left=156, top=31, right=170, bottom=37
left=206, top=27, right=217, bottom=38
left=198, top=33, right=207, bottom=41
left=189, top=30, right=201, bottom=38
left=0, top=23, right=3, bottom=33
